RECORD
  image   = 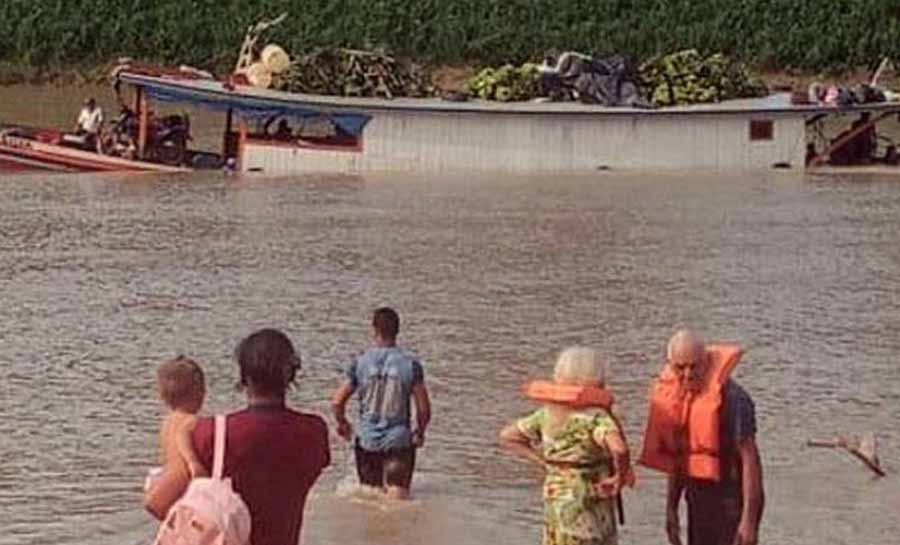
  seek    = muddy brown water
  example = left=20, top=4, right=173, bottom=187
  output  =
left=1, top=86, right=899, bottom=545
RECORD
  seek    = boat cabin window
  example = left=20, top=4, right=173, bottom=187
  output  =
left=749, top=120, right=774, bottom=141
left=249, top=115, right=361, bottom=150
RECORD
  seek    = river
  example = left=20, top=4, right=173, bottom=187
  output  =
left=1, top=86, right=898, bottom=545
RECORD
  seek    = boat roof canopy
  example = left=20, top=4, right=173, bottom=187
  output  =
left=121, top=73, right=371, bottom=136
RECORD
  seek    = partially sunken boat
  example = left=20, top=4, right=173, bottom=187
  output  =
left=5, top=63, right=899, bottom=176
left=117, top=68, right=803, bottom=173
left=113, top=65, right=900, bottom=175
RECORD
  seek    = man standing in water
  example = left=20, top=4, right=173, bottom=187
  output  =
left=640, top=330, right=765, bottom=545
left=332, top=307, right=431, bottom=499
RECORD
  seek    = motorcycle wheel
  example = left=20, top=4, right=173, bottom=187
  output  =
left=156, top=134, right=187, bottom=166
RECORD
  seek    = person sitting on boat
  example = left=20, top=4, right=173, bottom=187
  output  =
left=75, top=98, right=104, bottom=152
left=107, top=105, right=138, bottom=159
left=273, top=119, right=293, bottom=141
left=262, top=116, right=293, bottom=141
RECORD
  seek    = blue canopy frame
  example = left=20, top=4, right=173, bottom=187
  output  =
left=121, top=73, right=372, bottom=137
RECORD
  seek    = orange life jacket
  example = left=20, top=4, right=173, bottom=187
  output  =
left=522, top=380, right=614, bottom=409
left=638, top=343, right=743, bottom=481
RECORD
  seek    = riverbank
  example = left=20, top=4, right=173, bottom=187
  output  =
left=2, top=1, right=899, bottom=74
left=0, top=62, right=107, bottom=87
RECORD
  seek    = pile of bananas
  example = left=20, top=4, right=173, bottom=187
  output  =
left=275, top=47, right=435, bottom=99
left=639, top=50, right=767, bottom=106
left=466, top=62, right=541, bottom=102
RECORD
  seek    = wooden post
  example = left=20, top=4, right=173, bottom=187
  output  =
left=136, top=86, right=149, bottom=160
left=237, top=116, right=248, bottom=172
left=223, top=108, right=233, bottom=159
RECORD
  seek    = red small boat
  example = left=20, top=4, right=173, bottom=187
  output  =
left=0, top=124, right=190, bottom=174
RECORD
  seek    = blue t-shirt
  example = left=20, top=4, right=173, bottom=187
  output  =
left=346, top=346, right=424, bottom=451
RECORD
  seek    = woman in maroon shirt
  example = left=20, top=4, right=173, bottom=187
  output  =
left=146, top=329, right=330, bottom=545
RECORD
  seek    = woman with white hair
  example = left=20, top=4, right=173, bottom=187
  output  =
left=499, top=347, right=632, bottom=545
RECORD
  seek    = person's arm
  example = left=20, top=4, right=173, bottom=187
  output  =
left=317, top=417, right=332, bottom=470
left=331, top=379, right=355, bottom=441
left=593, top=422, right=633, bottom=497
left=411, top=382, right=431, bottom=446
left=144, top=465, right=190, bottom=520
left=498, top=423, right=545, bottom=468
left=734, top=437, right=764, bottom=545
left=176, top=417, right=208, bottom=478
left=665, top=472, right=685, bottom=545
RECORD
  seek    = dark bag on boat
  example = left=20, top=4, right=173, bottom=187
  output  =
left=564, top=53, right=648, bottom=107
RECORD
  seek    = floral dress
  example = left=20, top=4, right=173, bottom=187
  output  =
left=517, top=407, right=618, bottom=545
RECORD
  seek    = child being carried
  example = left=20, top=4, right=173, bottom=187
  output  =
left=144, top=355, right=208, bottom=518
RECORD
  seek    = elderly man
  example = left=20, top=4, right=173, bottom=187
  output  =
left=640, top=330, right=764, bottom=545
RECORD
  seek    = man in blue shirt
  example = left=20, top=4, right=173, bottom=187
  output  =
left=331, top=307, right=431, bottom=499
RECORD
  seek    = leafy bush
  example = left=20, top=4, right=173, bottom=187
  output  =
left=467, top=63, right=540, bottom=101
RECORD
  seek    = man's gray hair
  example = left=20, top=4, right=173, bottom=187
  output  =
left=666, top=329, right=706, bottom=362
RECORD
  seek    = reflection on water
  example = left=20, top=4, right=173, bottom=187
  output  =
left=1, top=87, right=900, bottom=545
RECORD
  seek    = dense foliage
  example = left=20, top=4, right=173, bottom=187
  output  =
left=465, top=51, right=767, bottom=104
left=277, top=48, right=434, bottom=98
left=1, top=0, right=899, bottom=73
left=641, top=50, right=768, bottom=106
left=467, top=63, right=541, bottom=101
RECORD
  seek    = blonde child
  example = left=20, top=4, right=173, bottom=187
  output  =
left=143, top=355, right=208, bottom=517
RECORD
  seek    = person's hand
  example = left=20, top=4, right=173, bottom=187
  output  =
left=666, top=508, right=682, bottom=545
left=733, top=519, right=758, bottom=545
left=412, top=429, right=425, bottom=448
left=337, top=419, right=353, bottom=441
left=594, top=475, right=622, bottom=498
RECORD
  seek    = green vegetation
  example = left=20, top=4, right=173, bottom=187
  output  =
left=467, top=63, right=541, bottom=101
left=642, top=50, right=768, bottom=106
left=279, top=48, right=433, bottom=98
left=0, top=0, right=899, bottom=76
left=465, top=51, right=767, bottom=104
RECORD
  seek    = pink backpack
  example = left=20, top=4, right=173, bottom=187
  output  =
left=153, top=415, right=252, bottom=545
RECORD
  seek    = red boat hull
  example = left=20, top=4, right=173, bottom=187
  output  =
left=0, top=127, right=189, bottom=174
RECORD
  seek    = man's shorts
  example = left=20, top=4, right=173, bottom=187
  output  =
left=354, top=441, right=416, bottom=489
left=687, top=487, right=742, bottom=545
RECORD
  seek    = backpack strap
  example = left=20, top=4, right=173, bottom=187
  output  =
left=213, top=414, right=226, bottom=480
